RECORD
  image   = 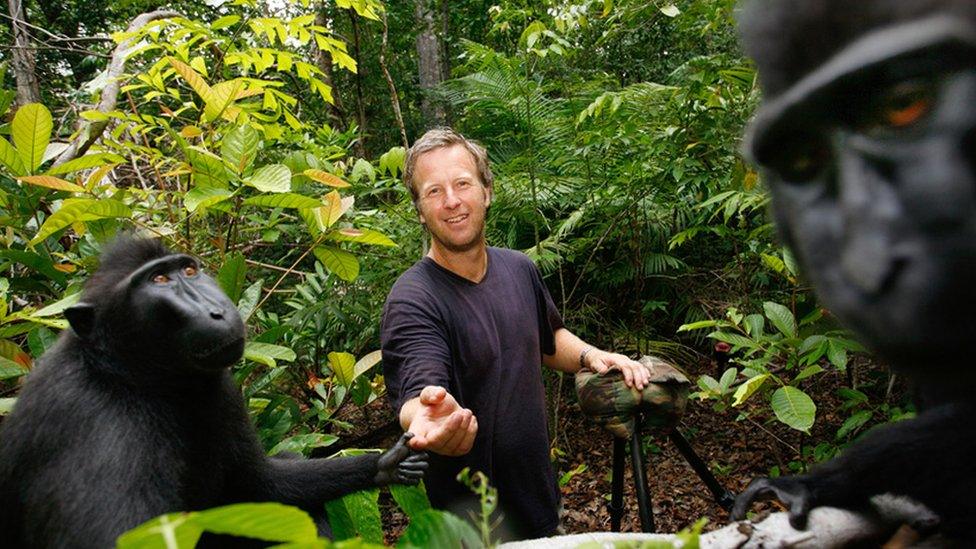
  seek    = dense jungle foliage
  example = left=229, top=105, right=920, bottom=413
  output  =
left=0, top=0, right=911, bottom=545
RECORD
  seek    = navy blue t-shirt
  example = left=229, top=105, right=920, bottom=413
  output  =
left=381, top=247, right=564, bottom=539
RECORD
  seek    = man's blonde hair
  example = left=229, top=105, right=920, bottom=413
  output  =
left=403, top=127, right=494, bottom=205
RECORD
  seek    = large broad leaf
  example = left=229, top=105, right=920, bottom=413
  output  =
left=397, top=509, right=483, bottom=549
left=269, top=433, right=339, bottom=457
left=46, top=152, right=124, bottom=176
left=244, top=341, right=296, bottom=368
left=328, top=351, right=356, bottom=387
left=325, top=489, right=382, bottom=544
left=353, top=350, right=382, bottom=380
left=0, top=137, right=27, bottom=176
left=221, top=124, right=260, bottom=176
left=167, top=57, right=216, bottom=106
left=329, top=228, right=396, bottom=247
left=17, top=175, right=85, bottom=193
left=763, top=301, right=797, bottom=338
left=0, top=356, right=28, bottom=381
left=304, top=169, right=350, bottom=188
left=31, top=198, right=131, bottom=244
left=313, top=246, right=359, bottom=282
left=389, top=483, right=431, bottom=519
left=116, top=513, right=203, bottom=549
left=0, top=398, right=15, bottom=415
left=322, top=191, right=354, bottom=227
left=771, top=386, right=816, bottom=433
left=244, top=193, right=321, bottom=210
left=186, top=146, right=232, bottom=188
left=732, top=373, right=769, bottom=407
left=244, top=164, right=291, bottom=193
left=30, top=291, right=81, bottom=318
left=194, top=503, right=317, bottom=542
left=12, top=103, right=52, bottom=173
left=216, top=252, right=246, bottom=304
left=184, top=186, right=232, bottom=213
left=205, top=79, right=244, bottom=122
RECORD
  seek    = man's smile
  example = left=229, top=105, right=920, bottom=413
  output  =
left=445, top=214, right=469, bottom=224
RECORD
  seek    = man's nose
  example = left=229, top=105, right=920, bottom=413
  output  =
left=443, top=188, right=461, bottom=208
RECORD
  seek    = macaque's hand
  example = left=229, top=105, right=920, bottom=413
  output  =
left=375, top=432, right=429, bottom=486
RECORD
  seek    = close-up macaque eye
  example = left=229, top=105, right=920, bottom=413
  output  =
left=872, top=80, right=935, bottom=129
left=764, top=132, right=832, bottom=183
left=183, top=265, right=198, bottom=276
left=152, top=273, right=170, bottom=284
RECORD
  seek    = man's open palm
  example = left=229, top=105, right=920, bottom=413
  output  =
left=408, top=386, right=478, bottom=456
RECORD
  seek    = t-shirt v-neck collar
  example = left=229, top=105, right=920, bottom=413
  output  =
left=422, top=249, right=492, bottom=285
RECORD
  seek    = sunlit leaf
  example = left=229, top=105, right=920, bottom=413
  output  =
left=328, top=351, right=356, bottom=387
left=31, top=198, right=131, bottom=244
left=771, top=386, right=816, bottom=433
left=732, top=373, right=769, bottom=407
left=216, top=252, right=246, bottom=303
left=194, top=503, right=317, bottom=542
left=244, top=193, right=321, bottom=209
left=244, top=164, right=291, bottom=193
left=329, top=228, right=396, bottom=247
left=12, top=103, right=52, bottom=173
left=17, top=175, right=85, bottom=193
left=0, top=356, right=28, bottom=381
left=45, top=152, right=124, bottom=176
left=184, top=186, right=232, bottom=213
left=0, top=137, right=26, bottom=176
left=390, top=483, right=431, bottom=520
left=313, top=246, right=359, bottom=282
left=397, top=509, right=482, bottom=548
left=221, top=124, right=260, bottom=176
left=304, top=169, right=349, bottom=188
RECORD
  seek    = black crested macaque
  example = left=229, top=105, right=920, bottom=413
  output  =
left=0, top=236, right=428, bottom=548
left=732, top=0, right=976, bottom=542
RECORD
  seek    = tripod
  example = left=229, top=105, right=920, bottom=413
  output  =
left=608, top=414, right=735, bottom=532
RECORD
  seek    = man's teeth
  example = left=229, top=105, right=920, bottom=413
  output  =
left=446, top=215, right=467, bottom=223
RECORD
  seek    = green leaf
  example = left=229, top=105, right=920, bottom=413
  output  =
left=0, top=136, right=26, bottom=176
left=390, top=482, right=431, bottom=519
left=304, top=169, right=350, bottom=188
left=326, top=489, right=382, bottom=544
left=244, top=164, right=291, bottom=193
left=269, top=433, right=339, bottom=456
left=195, top=503, right=317, bottom=542
left=0, top=398, right=15, bottom=415
left=328, top=351, right=356, bottom=387
left=186, top=146, right=232, bottom=188
left=45, top=153, right=124, bottom=176
left=17, top=175, right=85, bottom=193
left=217, top=252, right=246, bottom=304
left=826, top=340, right=848, bottom=370
left=676, top=319, right=723, bottom=332
left=353, top=350, right=382, bottom=380
left=397, top=509, right=483, bottom=549
left=660, top=4, right=681, bottom=17
left=0, top=356, right=28, bottom=381
left=237, top=279, right=262, bottom=321
left=244, top=342, right=296, bottom=368
left=743, top=314, right=765, bottom=338
left=378, top=147, right=405, bottom=176
left=328, top=228, right=396, bottom=247
left=732, top=373, right=769, bottom=407
left=31, top=198, right=131, bottom=244
left=221, top=124, right=261, bottom=176
left=184, top=186, right=232, bottom=213
left=313, top=246, right=359, bottom=282
left=350, top=158, right=375, bottom=182
left=763, top=302, right=797, bottom=338
left=116, top=512, right=203, bottom=549
left=709, top=331, right=756, bottom=351
left=836, top=409, right=873, bottom=440
left=770, top=386, right=816, bottom=433
left=12, top=103, right=52, bottom=173
left=717, top=367, right=737, bottom=392
left=793, top=364, right=823, bottom=383
left=244, top=193, right=322, bottom=209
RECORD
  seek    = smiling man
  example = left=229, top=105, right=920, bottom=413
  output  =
left=380, top=127, right=649, bottom=540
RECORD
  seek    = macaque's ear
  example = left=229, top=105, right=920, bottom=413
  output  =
left=65, top=303, right=96, bottom=340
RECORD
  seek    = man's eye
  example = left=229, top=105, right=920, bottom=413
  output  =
left=153, top=274, right=170, bottom=284
left=872, top=80, right=935, bottom=129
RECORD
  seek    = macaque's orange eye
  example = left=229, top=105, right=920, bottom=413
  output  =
left=183, top=265, right=198, bottom=276
left=153, top=274, right=170, bottom=284
left=876, top=81, right=934, bottom=129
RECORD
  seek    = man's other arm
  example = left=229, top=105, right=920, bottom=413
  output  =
left=542, top=328, right=650, bottom=390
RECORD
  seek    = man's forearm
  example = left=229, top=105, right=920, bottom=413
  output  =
left=542, top=328, right=590, bottom=373
left=398, top=396, right=422, bottom=431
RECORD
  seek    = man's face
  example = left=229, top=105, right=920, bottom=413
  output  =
left=413, top=144, right=492, bottom=255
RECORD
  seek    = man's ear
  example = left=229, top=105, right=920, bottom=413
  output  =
left=484, top=186, right=492, bottom=208
left=65, top=303, right=96, bottom=340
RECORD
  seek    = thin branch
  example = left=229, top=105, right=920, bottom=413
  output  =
left=378, top=9, right=408, bottom=149
left=0, top=44, right=110, bottom=58
left=52, top=10, right=180, bottom=168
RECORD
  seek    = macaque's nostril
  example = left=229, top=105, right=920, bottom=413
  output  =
left=209, top=309, right=224, bottom=320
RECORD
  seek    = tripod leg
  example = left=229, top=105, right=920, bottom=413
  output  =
left=668, top=430, right=736, bottom=511
left=630, top=423, right=655, bottom=532
left=609, top=436, right=626, bottom=532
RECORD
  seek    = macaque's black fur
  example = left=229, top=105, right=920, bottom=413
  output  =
left=0, top=236, right=426, bottom=548
left=733, top=1, right=976, bottom=542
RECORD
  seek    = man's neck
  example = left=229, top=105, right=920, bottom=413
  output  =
left=427, top=241, right=488, bottom=283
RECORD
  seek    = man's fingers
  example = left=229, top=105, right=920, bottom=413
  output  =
left=456, top=415, right=478, bottom=455
left=420, top=385, right=447, bottom=406
left=438, top=409, right=473, bottom=454
left=424, top=409, right=464, bottom=449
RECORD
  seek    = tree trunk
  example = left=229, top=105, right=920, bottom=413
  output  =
left=414, top=0, right=447, bottom=128
left=313, top=9, right=347, bottom=132
left=347, top=10, right=368, bottom=158
left=7, top=0, right=41, bottom=106
left=379, top=9, right=408, bottom=149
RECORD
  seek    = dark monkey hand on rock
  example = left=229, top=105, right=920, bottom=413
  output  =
left=0, top=236, right=428, bottom=549
left=734, top=0, right=976, bottom=542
